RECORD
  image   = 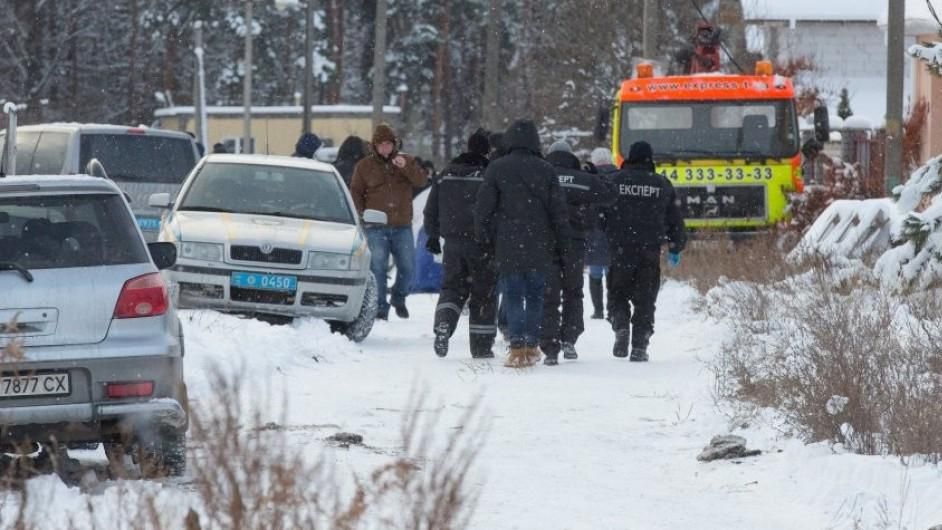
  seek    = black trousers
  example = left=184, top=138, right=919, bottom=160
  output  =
left=433, top=237, right=498, bottom=354
left=540, top=238, right=588, bottom=354
left=608, top=248, right=661, bottom=350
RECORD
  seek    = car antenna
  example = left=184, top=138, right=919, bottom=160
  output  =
left=265, top=120, right=271, bottom=155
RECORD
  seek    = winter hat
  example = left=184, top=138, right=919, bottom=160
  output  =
left=627, top=141, right=654, bottom=165
left=548, top=140, right=573, bottom=155
left=294, top=133, right=322, bottom=159
left=467, top=128, right=490, bottom=157
left=591, top=147, right=614, bottom=167
left=372, top=124, right=397, bottom=145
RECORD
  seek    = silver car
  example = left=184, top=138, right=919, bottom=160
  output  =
left=0, top=124, right=200, bottom=241
left=0, top=174, right=186, bottom=476
left=153, top=154, right=380, bottom=342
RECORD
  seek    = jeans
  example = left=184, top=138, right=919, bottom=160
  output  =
left=366, top=226, right=415, bottom=313
left=500, top=271, right=546, bottom=348
left=589, top=265, right=607, bottom=279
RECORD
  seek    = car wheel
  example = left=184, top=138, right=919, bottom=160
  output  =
left=331, top=274, right=378, bottom=343
left=137, top=430, right=187, bottom=478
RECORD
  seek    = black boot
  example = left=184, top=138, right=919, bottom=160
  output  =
left=434, top=325, right=449, bottom=358
left=631, top=330, right=651, bottom=362
left=393, top=301, right=410, bottom=319
left=613, top=330, right=630, bottom=358
left=589, top=277, right=604, bottom=319
left=629, top=348, right=649, bottom=362
left=543, top=354, right=559, bottom=366
left=470, top=335, right=496, bottom=359
left=561, top=342, right=578, bottom=360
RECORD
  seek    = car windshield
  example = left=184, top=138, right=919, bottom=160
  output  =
left=79, top=133, right=197, bottom=183
left=620, top=100, right=800, bottom=160
left=1, top=131, right=71, bottom=175
left=0, top=193, right=149, bottom=269
left=178, top=162, right=354, bottom=224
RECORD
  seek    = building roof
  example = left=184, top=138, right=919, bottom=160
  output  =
left=744, top=0, right=887, bottom=22
left=154, top=105, right=401, bottom=118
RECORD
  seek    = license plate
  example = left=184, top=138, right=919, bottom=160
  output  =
left=0, top=373, right=70, bottom=398
left=230, top=272, right=298, bottom=292
left=136, top=217, right=162, bottom=231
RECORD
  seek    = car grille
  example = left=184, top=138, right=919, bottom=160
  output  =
left=301, top=293, right=348, bottom=308
left=230, top=245, right=303, bottom=265
left=230, top=287, right=296, bottom=306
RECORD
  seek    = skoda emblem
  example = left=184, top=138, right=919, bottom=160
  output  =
left=260, top=243, right=274, bottom=255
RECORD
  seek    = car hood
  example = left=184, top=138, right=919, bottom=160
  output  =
left=169, top=211, right=361, bottom=254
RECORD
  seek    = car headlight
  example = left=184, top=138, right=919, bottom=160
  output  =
left=180, top=242, right=224, bottom=261
left=308, top=251, right=351, bottom=270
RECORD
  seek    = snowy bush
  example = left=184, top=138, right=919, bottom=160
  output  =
left=706, top=270, right=942, bottom=460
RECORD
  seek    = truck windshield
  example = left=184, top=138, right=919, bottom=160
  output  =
left=620, top=100, right=800, bottom=161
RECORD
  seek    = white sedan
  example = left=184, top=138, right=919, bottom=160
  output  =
left=150, top=154, right=383, bottom=342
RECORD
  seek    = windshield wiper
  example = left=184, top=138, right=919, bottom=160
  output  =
left=0, top=262, right=34, bottom=283
left=178, top=206, right=235, bottom=213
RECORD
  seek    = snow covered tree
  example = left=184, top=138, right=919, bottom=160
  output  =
left=837, top=88, right=853, bottom=120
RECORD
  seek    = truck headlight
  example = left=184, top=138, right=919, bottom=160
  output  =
left=308, top=251, right=351, bottom=270
left=180, top=242, right=223, bottom=261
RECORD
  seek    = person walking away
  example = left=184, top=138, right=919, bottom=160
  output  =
left=475, top=120, right=570, bottom=368
left=293, top=132, right=322, bottom=159
left=333, top=136, right=367, bottom=187
left=350, top=124, right=428, bottom=320
left=540, top=140, right=613, bottom=365
left=424, top=129, right=497, bottom=359
left=601, top=141, right=686, bottom=362
left=586, top=147, right=618, bottom=320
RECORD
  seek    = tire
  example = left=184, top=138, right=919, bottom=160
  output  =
left=331, top=274, right=378, bottom=343
left=137, top=430, right=187, bottom=478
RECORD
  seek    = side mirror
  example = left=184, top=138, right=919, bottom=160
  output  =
left=148, top=193, right=172, bottom=209
left=801, top=138, right=823, bottom=160
left=148, top=242, right=177, bottom=270
left=362, top=209, right=388, bottom=225
left=813, top=106, right=830, bottom=143
left=85, top=158, right=109, bottom=179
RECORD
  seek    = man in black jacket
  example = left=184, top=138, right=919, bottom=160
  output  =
left=602, top=141, right=686, bottom=362
left=475, top=120, right=570, bottom=368
left=541, top=140, right=614, bottom=365
left=424, top=129, right=497, bottom=359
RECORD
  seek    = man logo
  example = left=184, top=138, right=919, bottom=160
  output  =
left=260, top=243, right=274, bottom=255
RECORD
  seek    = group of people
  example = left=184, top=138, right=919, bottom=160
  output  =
left=326, top=120, right=687, bottom=367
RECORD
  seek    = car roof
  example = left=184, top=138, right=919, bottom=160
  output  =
left=0, top=174, right=122, bottom=195
left=203, top=154, right=340, bottom=174
left=11, top=123, right=195, bottom=140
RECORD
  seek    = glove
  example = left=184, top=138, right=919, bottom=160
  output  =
left=426, top=237, right=442, bottom=255
left=667, top=252, right=681, bottom=268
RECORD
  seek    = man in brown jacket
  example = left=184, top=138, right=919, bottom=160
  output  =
left=350, top=124, right=428, bottom=320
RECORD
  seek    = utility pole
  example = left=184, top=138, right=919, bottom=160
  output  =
left=242, top=0, right=254, bottom=154
left=642, top=0, right=657, bottom=59
left=302, top=0, right=313, bottom=135
left=884, top=0, right=905, bottom=193
left=193, top=21, right=208, bottom=148
left=3, top=103, right=17, bottom=177
left=371, top=0, right=388, bottom=129
left=483, top=0, right=500, bottom=131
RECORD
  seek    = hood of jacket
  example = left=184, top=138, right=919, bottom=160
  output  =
left=502, top=120, right=541, bottom=155
left=449, top=152, right=490, bottom=168
left=337, top=136, right=367, bottom=162
left=546, top=150, right=581, bottom=170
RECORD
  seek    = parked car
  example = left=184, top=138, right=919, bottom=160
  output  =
left=0, top=124, right=200, bottom=240
left=0, top=173, right=187, bottom=476
left=152, top=154, right=380, bottom=342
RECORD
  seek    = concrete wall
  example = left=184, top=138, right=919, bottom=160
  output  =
left=156, top=113, right=399, bottom=156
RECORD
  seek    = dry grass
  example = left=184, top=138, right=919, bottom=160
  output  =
left=0, top=361, right=486, bottom=529
left=707, top=266, right=942, bottom=461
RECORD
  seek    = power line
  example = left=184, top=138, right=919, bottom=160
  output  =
left=927, top=0, right=942, bottom=29
left=689, top=0, right=746, bottom=73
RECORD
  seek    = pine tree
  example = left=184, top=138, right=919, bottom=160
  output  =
left=837, top=88, right=853, bottom=120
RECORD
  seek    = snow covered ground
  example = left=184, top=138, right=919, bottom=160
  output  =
left=4, top=281, right=942, bottom=529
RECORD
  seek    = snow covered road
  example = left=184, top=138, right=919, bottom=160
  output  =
left=178, top=281, right=942, bottom=529
left=4, top=281, right=940, bottom=529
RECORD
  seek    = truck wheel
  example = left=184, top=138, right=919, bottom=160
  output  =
left=330, top=274, right=377, bottom=343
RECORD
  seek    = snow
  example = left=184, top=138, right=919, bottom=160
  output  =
left=154, top=105, right=402, bottom=118
left=842, top=114, right=875, bottom=130
left=3, top=282, right=941, bottom=528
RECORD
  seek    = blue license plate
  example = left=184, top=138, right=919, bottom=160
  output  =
left=136, top=217, right=161, bottom=231
left=230, top=272, right=298, bottom=292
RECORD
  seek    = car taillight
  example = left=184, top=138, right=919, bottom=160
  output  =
left=106, top=381, right=154, bottom=399
left=114, top=273, right=169, bottom=318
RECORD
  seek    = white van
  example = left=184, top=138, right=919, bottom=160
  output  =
left=0, top=124, right=200, bottom=240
